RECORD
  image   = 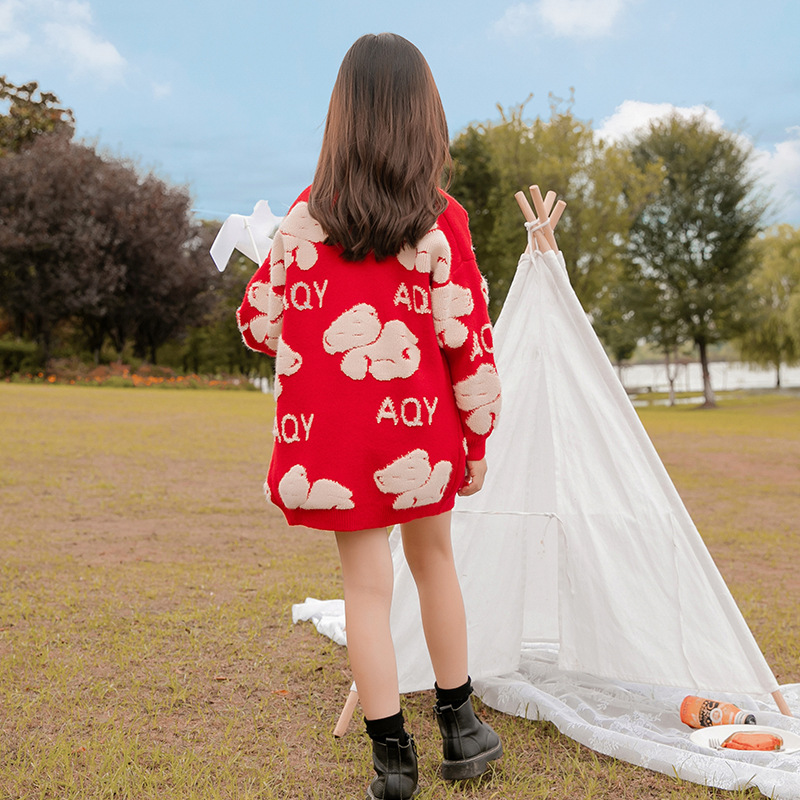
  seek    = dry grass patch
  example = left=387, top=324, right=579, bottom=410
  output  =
left=1, top=385, right=797, bottom=799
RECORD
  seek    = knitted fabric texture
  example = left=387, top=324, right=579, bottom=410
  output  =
left=237, top=187, right=501, bottom=531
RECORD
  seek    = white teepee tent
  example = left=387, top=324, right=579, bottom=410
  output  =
left=387, top=191, right=788, bottom=705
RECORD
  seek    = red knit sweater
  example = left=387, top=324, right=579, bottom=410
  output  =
left=237, top=187, right=501, bottom=531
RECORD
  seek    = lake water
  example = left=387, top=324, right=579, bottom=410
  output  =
left=254, top=362, right=799, bottom=396
left=619, top=361, right=800, bottom=394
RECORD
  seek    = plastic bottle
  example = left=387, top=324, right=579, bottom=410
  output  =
left=680, top=695, right=756, bottom=728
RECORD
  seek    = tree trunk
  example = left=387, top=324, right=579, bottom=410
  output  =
left=665, top=349, right=677, bottom=407
left=85, top=319, right=106, bottom=365
left=41, top=336, right=52, bottom=373
left=697, top=339, right=716, bottom=408
left=35, top=318, right=52, bottom=373
left=776, top=363, right=781, bottom=389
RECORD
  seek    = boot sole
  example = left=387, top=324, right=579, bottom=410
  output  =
left=366, top=786, right=420, bottom=799
left=441, top=740, right=503, bottom=781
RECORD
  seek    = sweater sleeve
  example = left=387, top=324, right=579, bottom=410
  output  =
left=434, top=199, right=501, bottom=461
left=236, top=230, right=287, bottom=358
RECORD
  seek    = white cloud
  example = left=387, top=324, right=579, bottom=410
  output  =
left=493, top=0, right=630, bottom=40
left=595, top=100, right=725, bottom=143
left=0, top=0, right=30, bottom=57
left=0, top=0, right=126, bottom=82
left=44, top=20, right=126, bottom=79
left=539, top=0, right=628, bottom=37
left=597, top=101, right=800, bottom=224
left=492, top=3, right=539, bottom=38
left=752, top=127, right=800, bottom=224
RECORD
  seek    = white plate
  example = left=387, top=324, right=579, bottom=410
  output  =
left=690, top=724, right=800, bottom=754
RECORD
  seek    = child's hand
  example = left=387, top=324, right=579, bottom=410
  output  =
left=458, top=459, right=487, bottom=496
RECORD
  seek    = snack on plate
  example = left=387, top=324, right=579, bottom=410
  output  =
left=721, top=732, right=783, bottom=751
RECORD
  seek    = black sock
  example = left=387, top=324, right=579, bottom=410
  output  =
left=365, top=710, right=409, bottom=745
left=435, top=677, right=473, bottom=709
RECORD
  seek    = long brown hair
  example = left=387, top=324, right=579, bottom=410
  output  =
left=308, top=33, right=450, bottom=261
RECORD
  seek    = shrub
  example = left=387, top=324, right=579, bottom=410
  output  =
left=0, top=336, right=42, bottom=376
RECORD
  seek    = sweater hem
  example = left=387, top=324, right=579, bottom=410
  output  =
left=276, top=494, right=458, bottom=532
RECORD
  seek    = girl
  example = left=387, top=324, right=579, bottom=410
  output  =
left=237, top=33, right=502, bottom=799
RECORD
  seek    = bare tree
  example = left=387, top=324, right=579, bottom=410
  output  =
left=0, top=136, right=126, bottom=361
left=0, top=134, right=214, bottom=365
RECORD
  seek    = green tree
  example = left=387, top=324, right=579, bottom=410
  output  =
left=737, top=224, right=800, bottom=387
left=626, top=113, right=767, bottom=407
left=590, top=275, right=656, bottom=384
left=449, top=97, right=660, bottom=323
left=0, top=77, right=74, bottom=154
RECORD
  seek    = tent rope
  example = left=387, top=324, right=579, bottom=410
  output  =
left=456, top=510, right=563, bottom=521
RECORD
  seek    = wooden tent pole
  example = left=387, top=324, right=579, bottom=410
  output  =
left=549, top=200, right=567, bottom=230
left=773, top=689, right=793, bottom=717
left=514, top=190, right=549, bottom=252
left=529, top=185, right=560, bottom=253
left=514, top=186, right=566, bottom=253
left=542, top=189, right=557, bottom=216
left=334, top=688, right=359, bottom=737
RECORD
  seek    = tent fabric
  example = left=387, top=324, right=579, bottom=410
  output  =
left=476, top=644, right=800, bottom=800
left=387, top=247, right=778, bottom=698
left=292, top=597, right=346, bottom=646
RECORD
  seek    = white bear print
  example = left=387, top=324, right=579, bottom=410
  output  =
left=374, top=449, right=453, bottom=510
left=273, top=338, right=303, bottom=399
left=342, top=320, right=420, bottom=381
left=278, top=202, right=326, bottom=271
left=453, top=363, right=502, bottom=435
left=432, top=281, right=474, bottom=350
left=396, top=226, right=451, bottom=285
left=238, top=279, right=284, bottom=350
left=278, top=465, right=354, bottom=510
left=275, top=339, right=302, bottom=377
left=323, top=305, right=421, bottom=381
left=415, top=227, right=452, bottom=284
left=323, top=304, right=382, bottom=353
left=479, top=274, right=490, bottom=308
left=247, top=280, right=276, bottom=313
left=268, top=237, right=287, bottom=288
left=396, top=243, right=417, bottom=271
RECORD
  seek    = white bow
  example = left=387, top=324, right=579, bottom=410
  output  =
left=209, top=199, right=283, bottom=272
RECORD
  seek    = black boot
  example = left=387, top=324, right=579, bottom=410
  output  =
left=366, top=734, right=420, bottom=800
left=435, top=697, right=503, bottom=780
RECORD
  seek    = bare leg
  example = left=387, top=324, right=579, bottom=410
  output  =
left=335, top=528, right=400, bottom=721
left=401, top=511, right=468, bottom=690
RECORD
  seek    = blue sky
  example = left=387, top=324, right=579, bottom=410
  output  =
left=2, top=0, right=799, bottom=223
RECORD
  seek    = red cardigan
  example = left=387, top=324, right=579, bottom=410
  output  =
left=237, top=187, right=501, bottom=531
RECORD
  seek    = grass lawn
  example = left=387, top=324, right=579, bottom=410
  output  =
left=1, top=385, right=797, bottom=799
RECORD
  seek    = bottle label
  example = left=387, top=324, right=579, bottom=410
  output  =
left=699, top=701, right=721, bottom=726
